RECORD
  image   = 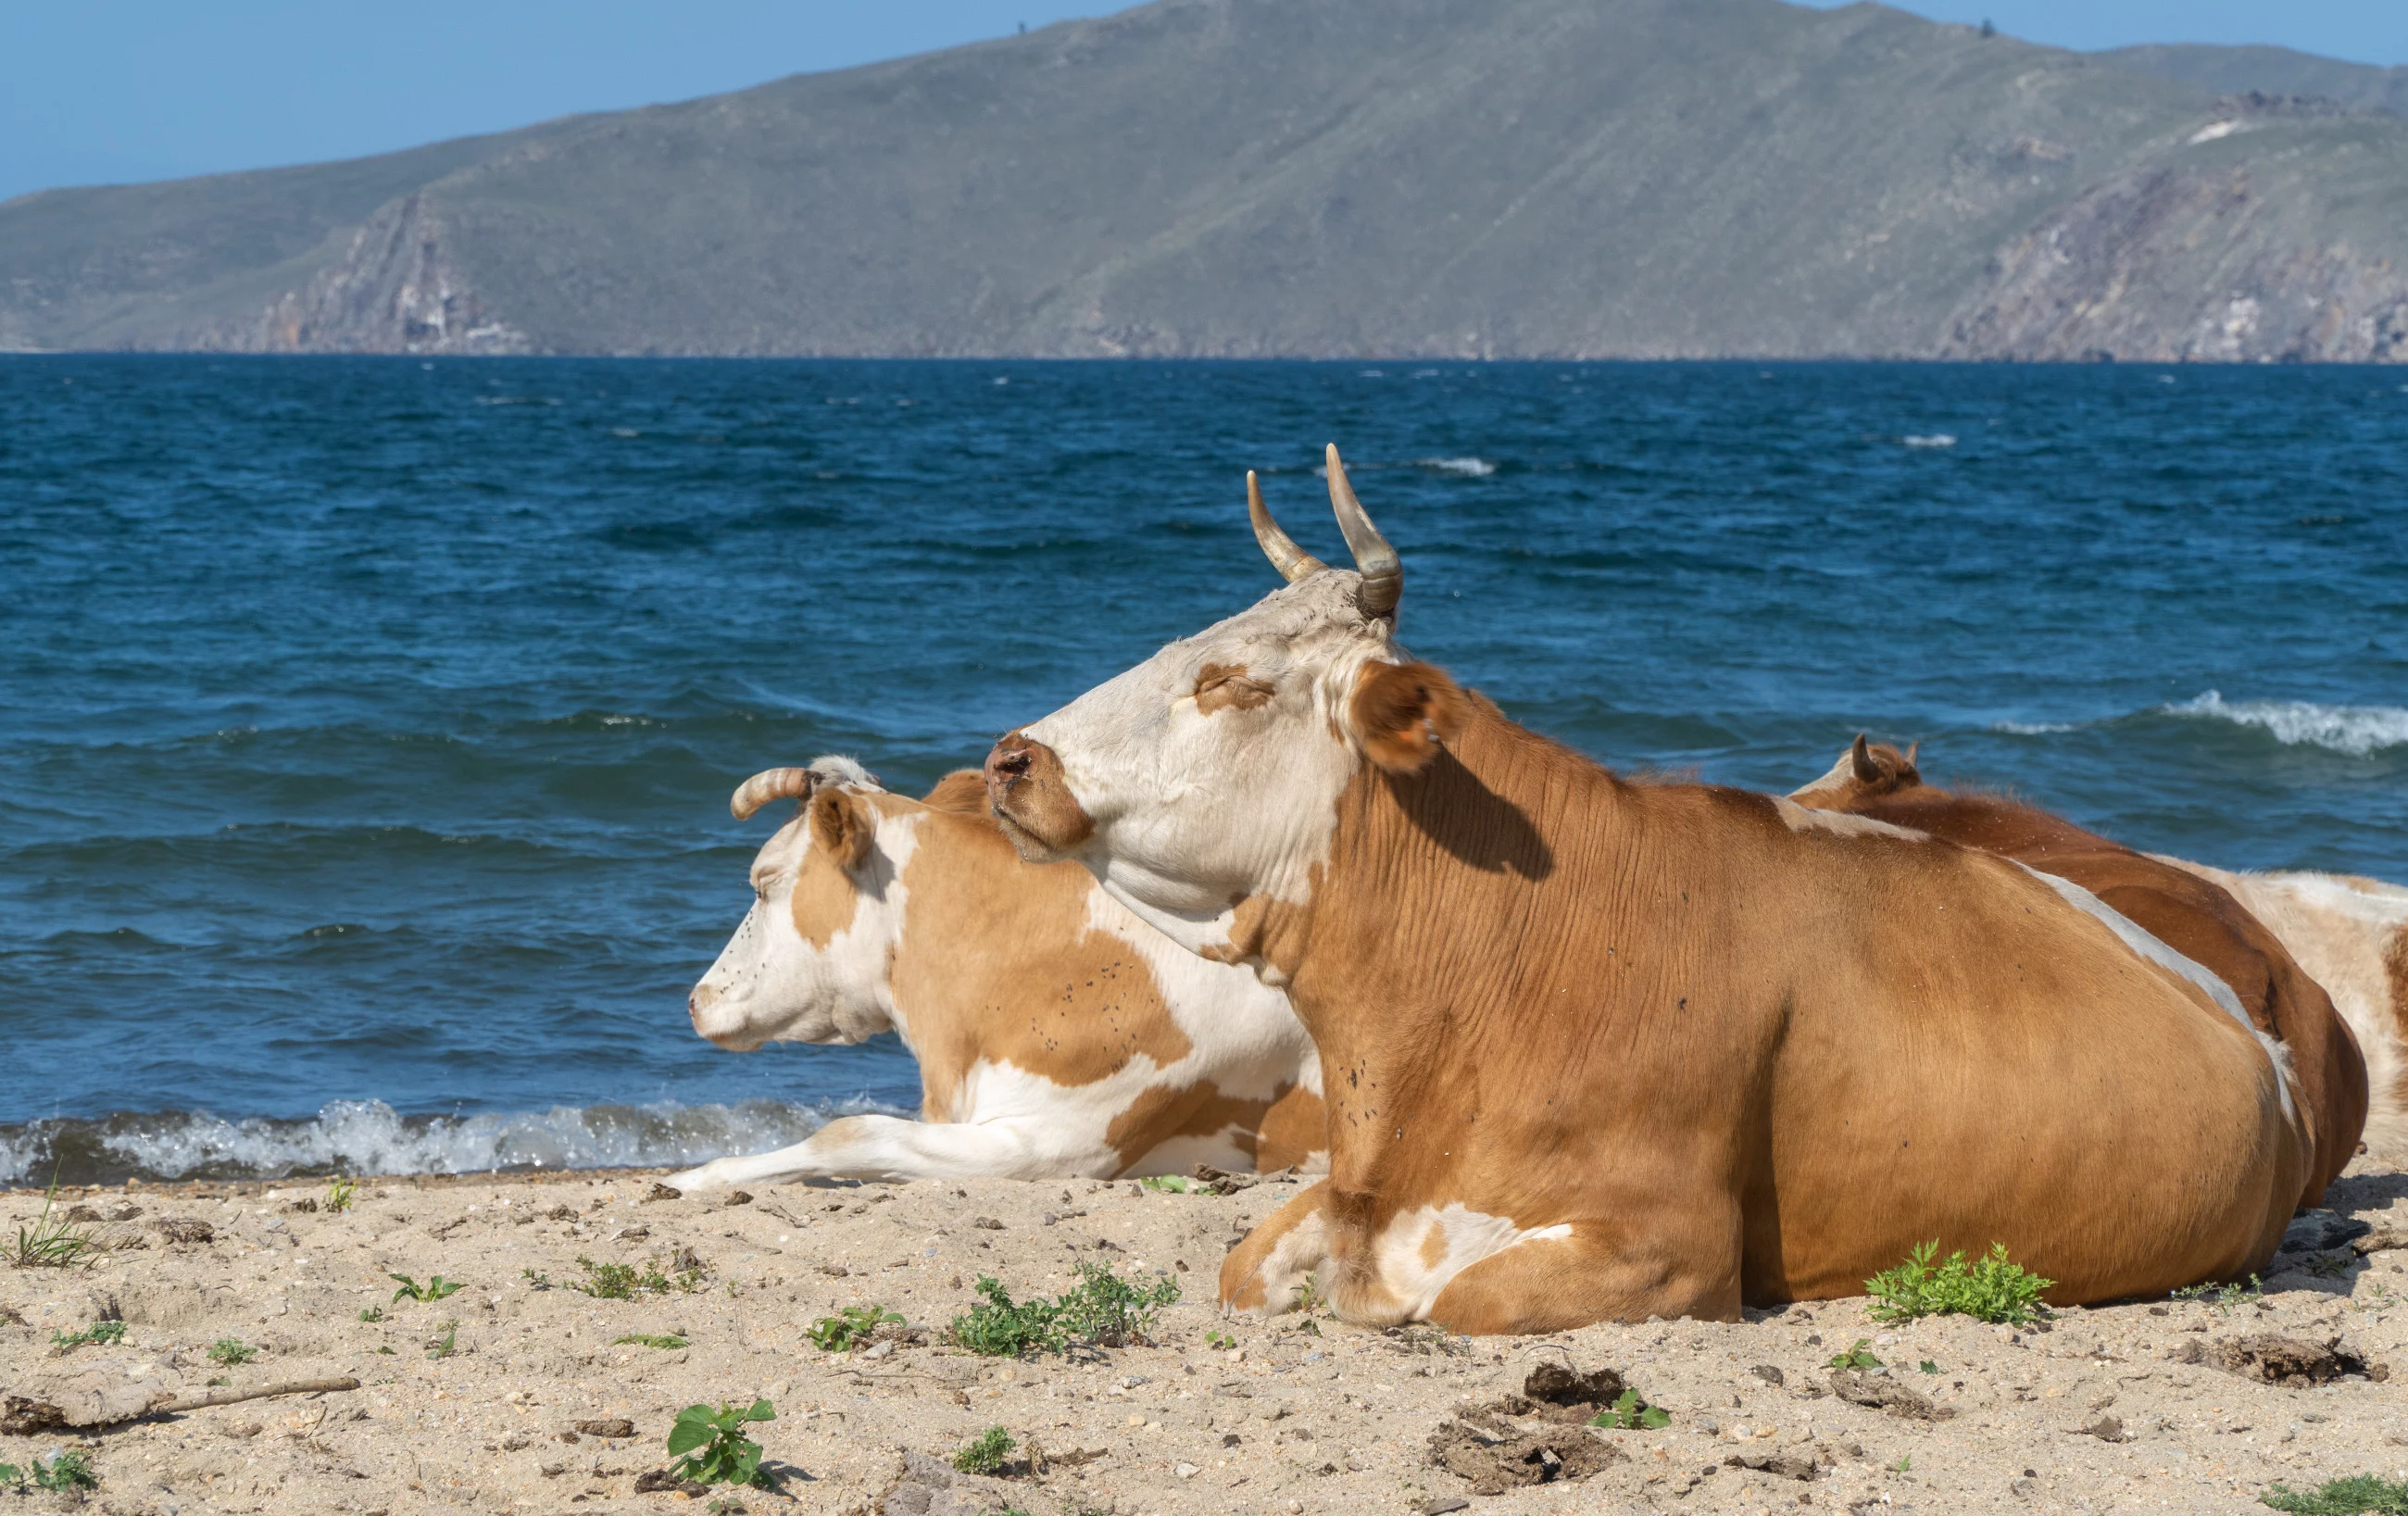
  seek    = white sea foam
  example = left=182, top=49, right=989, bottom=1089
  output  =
left=1900, top=433, right=1957, bottom=448
left=1418, top=457, right=1498, bottom=477
left=1992, top=720, right=2076, bottom=735
left=2166, top=692, right=2408, bottom=758
left=0, top=1097, right=909, bottom=1185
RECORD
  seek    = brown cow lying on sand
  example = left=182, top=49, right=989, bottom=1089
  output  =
left=981, top=446, right=2309, bottom=1334
left=1788, top=736, right=2368, bottom=1205
left=668, top=757, right=1323, bottom=1191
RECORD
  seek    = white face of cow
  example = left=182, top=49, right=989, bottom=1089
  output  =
left=985, top=448, right=1465, bottom=954
left=687, top=757, right=916, bottom=1052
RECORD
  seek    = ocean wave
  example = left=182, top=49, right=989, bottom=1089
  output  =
left=2165, top=692, right=2408, bottom=758
left=0, top=1097, right=908, bottom=1187
left=1417, top=457, right=1498, bottom=477
left=1992, top=720, right=2076, bottom=735
left=1900, top=433, right=1957, bottom=448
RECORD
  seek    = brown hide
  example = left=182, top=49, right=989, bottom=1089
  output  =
left=1792, top=742, right=2367, bottom=1204
left=1215, top=695, right=2304, bottom=1330
left=890, top=775, right=1323, bottom=1173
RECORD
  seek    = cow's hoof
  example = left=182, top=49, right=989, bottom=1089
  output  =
left=663, top=1165, right=721, bottom=1193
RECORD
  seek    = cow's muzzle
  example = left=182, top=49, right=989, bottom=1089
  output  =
left=983, top=733, right=1094, bottom=860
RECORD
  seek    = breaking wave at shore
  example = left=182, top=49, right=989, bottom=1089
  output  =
left=0, top=1098, right=905, bottom=1188
left=1990, top=694, right=2408, bottom=759
left=2164, top=692, right=2408, bottom=758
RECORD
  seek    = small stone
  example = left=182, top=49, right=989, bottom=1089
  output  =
left=1126, top=1413, right=1146, bottom=1427
left=1174, top=1461, right=1199, bottom=1479
left=724, top=1191, right=753, bottom=1207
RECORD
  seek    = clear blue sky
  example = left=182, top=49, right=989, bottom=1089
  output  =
left=6, top=2, right=2402, bottom=205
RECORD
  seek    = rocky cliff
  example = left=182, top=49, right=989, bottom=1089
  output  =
left=6, top=0, right=2408, bottom=360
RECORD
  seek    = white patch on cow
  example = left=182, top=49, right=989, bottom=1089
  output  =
left=1772, top=797, right=1926, bottom=841
left=688, top=796, right=922, bottom=1051
left=1366, top=1204, right=1573, bottom=1321
left=1022, top=573, right=1392, bottom=939
left=1083, top=887, right=1314, bottom=1091
left=2022, top=864, right=2299, bottom=1124
left=1223, top=1206, right=1333, bottom=1320
left=1784, top=749, right=1863, bottom=807
left=2155, top=857, right=2408, bottom=1145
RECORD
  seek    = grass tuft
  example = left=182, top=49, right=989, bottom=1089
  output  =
left=952, top=1425, right=1016, bottom=1475
left=51, top=1320, right=128, bottom=1350
left=10, top=1177, right=106, bottom=1270
left=2261, top=1476, right=2408, bottom=1515
left=947, top=1263, right=1179, bottom=1358
left=1587, top=1388, right=1669, bottom=1430
left=614, top=1333, right=690, bottom=1349
left=0, top=1448, right=98, bottom=1493
left=568, top=1256, right=702, bottom=1299
left=389, top=1272, right=464, bottom=1304
left=207, top=1337, right=257, bottom=1367
left=667, top=1399, right=775, bottom=1488
left=1866, top=1241, right=2051, bottom=1325
left=807, top=1305, right=902, bottom=1352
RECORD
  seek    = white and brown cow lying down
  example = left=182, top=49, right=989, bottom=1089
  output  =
left=982, top=448, right=2310, bottom=1334
left=2156, top=859, right=2408, bottom=1151
left=1787, top=736, right=2368, bottom=1206
left=668, top=757, right=1324, bottom=1192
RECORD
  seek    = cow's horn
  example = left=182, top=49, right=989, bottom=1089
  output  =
left=1248, top=470, right=1327, bottom=583
left=730, top=767, right=818, bottom=821
left=1323, top=444, right=1400, bottom=618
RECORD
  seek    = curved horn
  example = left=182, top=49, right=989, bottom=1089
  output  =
left=1850, top=733, right=1880, bottom=783
left=1248, top=470, right=1327, bottom=583
left=730, top=766, right=818, bottom=821
left=1323, top=444, right=1400, bottom=618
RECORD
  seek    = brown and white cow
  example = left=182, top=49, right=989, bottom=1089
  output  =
left=981, top=447, right=2309, bottom=1334
left=668, top=756, right=1324, bottom=1191
left=1787, top=736, right=2368, bottom=1203
left=2154, top=859, right=2408, bottom=1153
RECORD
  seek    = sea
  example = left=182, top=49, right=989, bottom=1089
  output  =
left=3, top=357, right=2402, bottom=1184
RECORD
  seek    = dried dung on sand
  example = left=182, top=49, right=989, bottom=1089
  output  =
left=1426, top=1416, right=1624, bottom=1496
left=2207, top=1334, right=2388, bottom=1388
left=1725, top=1448, right=1825, bottom=1481
left=1508, top=1362, right=1635, bottom=1423
left=1828, top=1369, right=1957, bottom=1421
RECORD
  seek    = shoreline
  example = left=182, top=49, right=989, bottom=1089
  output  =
left=0, top=1157, right=2400, bottom=1514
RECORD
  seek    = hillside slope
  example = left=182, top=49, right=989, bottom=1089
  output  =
left=6, top=0, right=2408, bottom=360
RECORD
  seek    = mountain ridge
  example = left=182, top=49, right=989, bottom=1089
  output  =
left=6, top=0, right=2408, bottom=361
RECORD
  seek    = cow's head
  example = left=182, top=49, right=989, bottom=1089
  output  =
left=1787, top=733, right=1922, bottom=809
left=687, top=756, right=908, bottom=1050
left=984, top=445, right=1464, bottom=953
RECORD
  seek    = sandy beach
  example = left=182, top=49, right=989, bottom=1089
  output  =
left=0, top=1152, right=2400, bottom=1516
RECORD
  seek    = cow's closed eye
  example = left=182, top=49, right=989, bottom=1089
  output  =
left=1194, top=663, right=1275, bottom=714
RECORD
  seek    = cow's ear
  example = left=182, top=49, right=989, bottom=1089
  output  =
left=1351, top=660, right=1468, bottom=773
left=809, top=787, right=879, bottom=871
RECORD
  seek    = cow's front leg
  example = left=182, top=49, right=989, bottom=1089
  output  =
left=665, top=1114, right=1115, bottom=1191
left=1219, top=1181, right=1335, bottom=1317
left=1424, top=1216, right=1744, bottom=1334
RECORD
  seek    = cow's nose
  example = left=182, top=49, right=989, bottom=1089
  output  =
left=984, top=734, right=1035, bottom=787
left=688, top=983, right=718, bottom=1030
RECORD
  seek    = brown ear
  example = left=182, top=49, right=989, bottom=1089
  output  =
left=1903, top=741, right=1920, bottom=770
left=918, top=770, right=991, bottom=815
left=1352, top=660, right=1468, bottom=773
left=809, top=787, right=878, bottom=871
left=1850, top=733, right=1880, bottom=783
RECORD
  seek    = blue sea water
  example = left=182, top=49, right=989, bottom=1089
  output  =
left=2, top=357, right=2402, bottom=1184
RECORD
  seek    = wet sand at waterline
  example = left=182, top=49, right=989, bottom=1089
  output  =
left=1, top=1156, right=2402, bottom=1516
